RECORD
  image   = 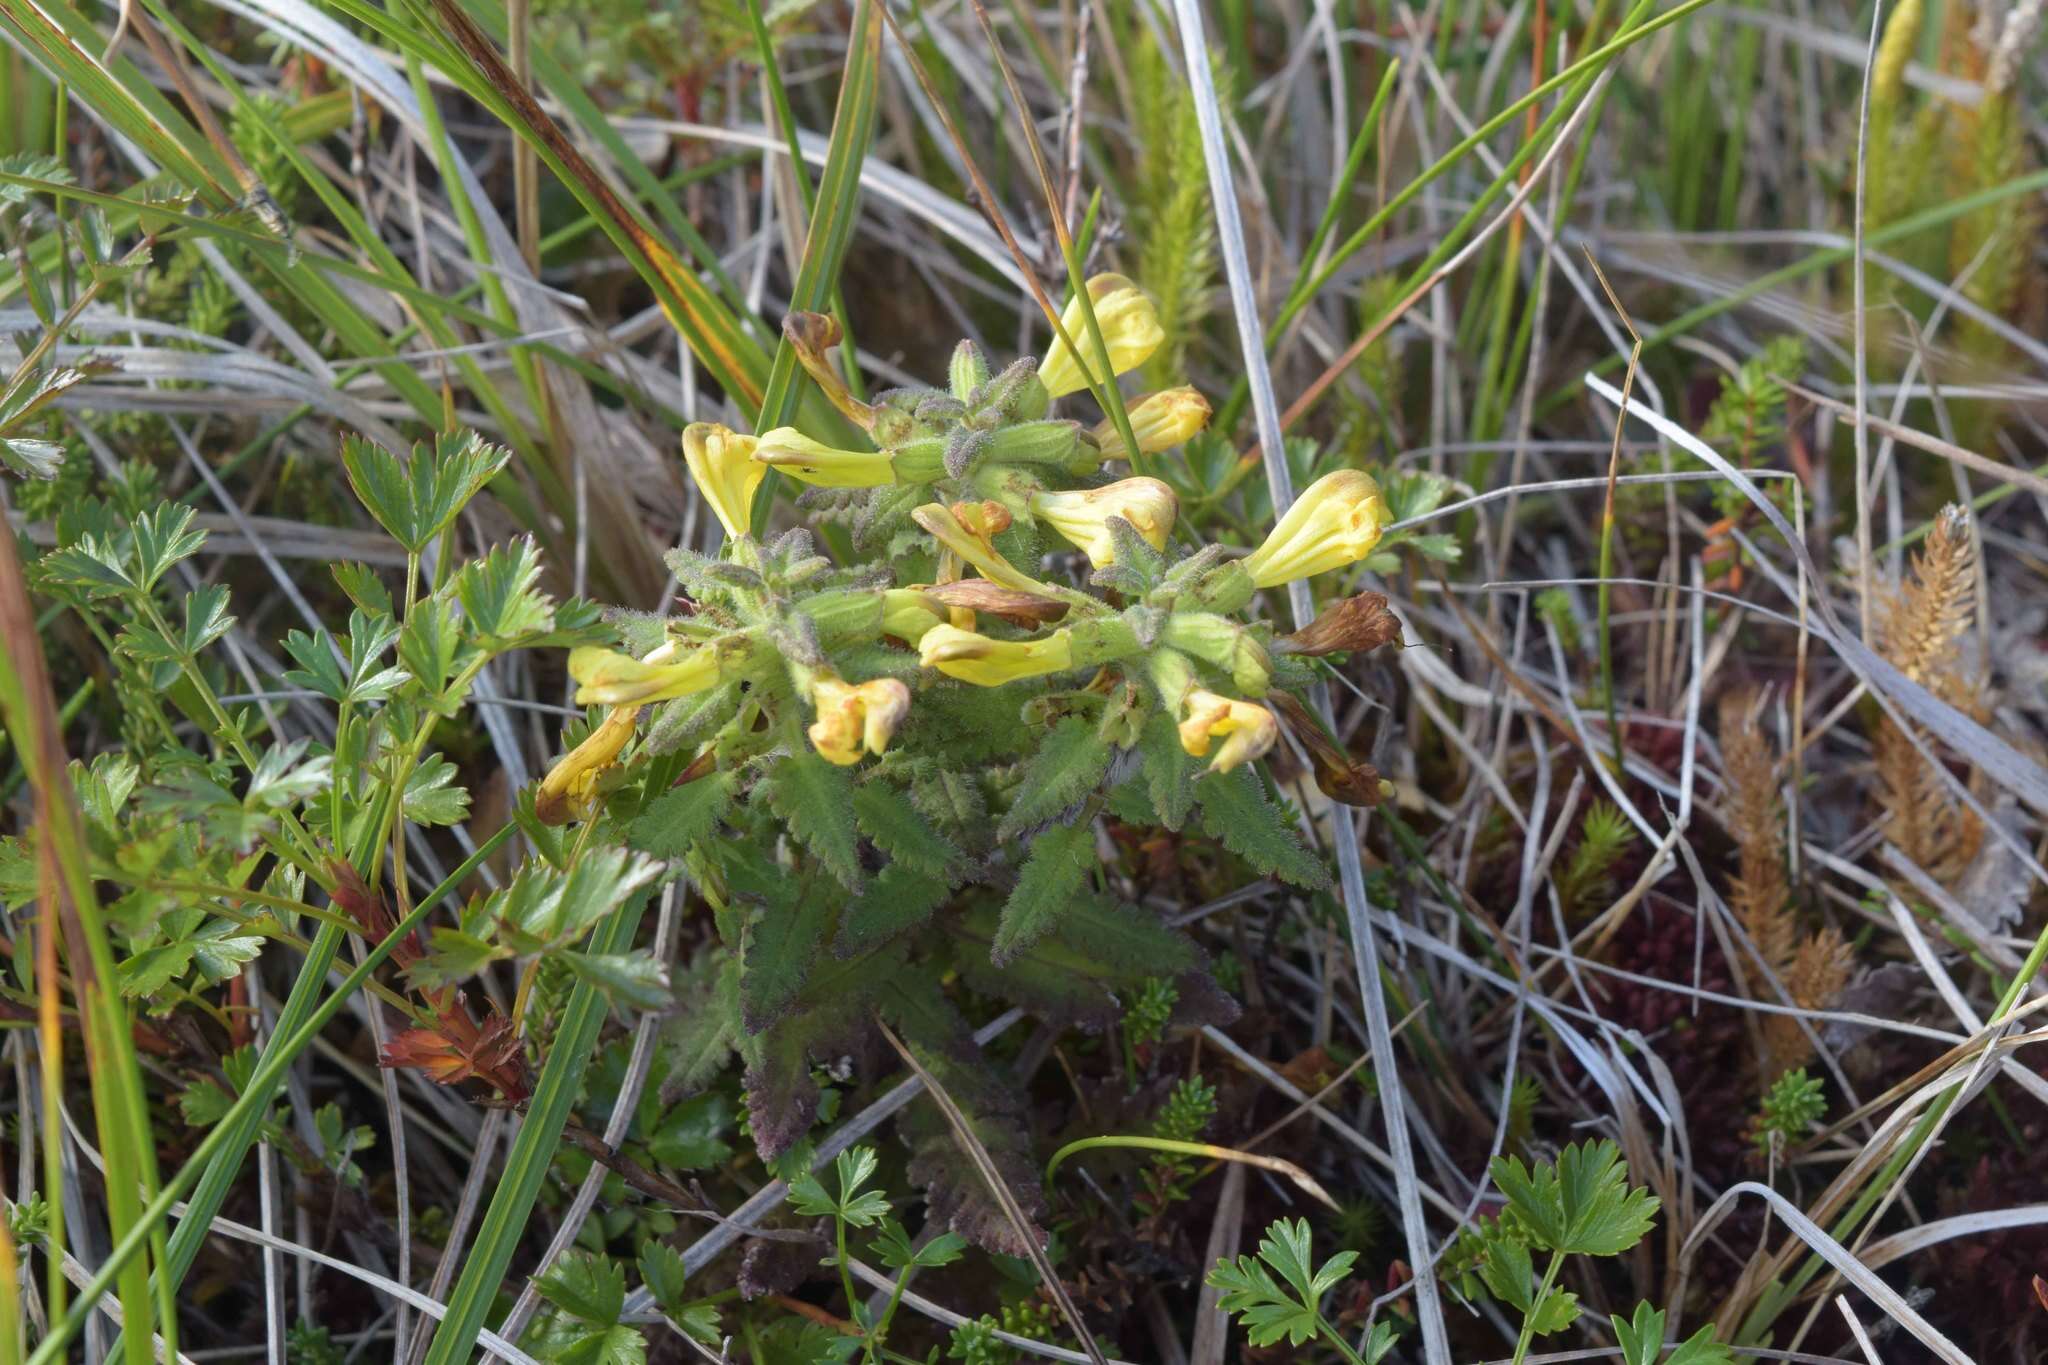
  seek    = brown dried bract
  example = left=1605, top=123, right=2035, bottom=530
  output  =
left=327, top=859, right=424, bottom=969
left=1277, top=591, right=1401, bottom=657
left=380, top=993, right=529, bottom=1105
left=918, top=579, right=1070, bottom=628
left=1267, top=689, right=1387, bottom=807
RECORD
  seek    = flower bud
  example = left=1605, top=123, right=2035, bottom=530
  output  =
left=752, top=427, right=895, bottom=488
left=535, top=704, right=639, bottom=825
left=1028, top=478, right=1177, bottom=567
left=1091, top=387, right=1211, bottom=461
left=1038, top=274, right=1165, bottom=399
left=568, top=642, right=733, bottom=706
left=682, top=423, right=765, bottom=540
left=918, top=624, right=1075, bottom=687
left=1177, top=689, right=1279, bottom=774
left=807, top=674, right=912, bottom=765
left=1241, top=470, right=1387, bottom=588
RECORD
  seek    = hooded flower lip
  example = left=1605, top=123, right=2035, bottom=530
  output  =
left=1038, top=273, right=1166, bottom=399
left=751, top=427, right=895, bottom=488
left=535, top=703, right=640, bottom=825
left=1028, top=478, right=1177, bottom=568
left=1092, top=387, right=1211, bottom=461
left=917, top=623, right=1075, bottom=687
left=911, top=501, right=1049, bottom=593
left=568, top=642, right=731, bottom=706
left=807, top=674, right=912, bottom=765
left=682, top=423, right=765, bottom=540
left=1177, top=688, right=1279, bottom=774
left=1241, top=470, right=1387, bottom=588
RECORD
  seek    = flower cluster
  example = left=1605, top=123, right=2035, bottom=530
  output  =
left=538, top=276, right=1395, bottom=821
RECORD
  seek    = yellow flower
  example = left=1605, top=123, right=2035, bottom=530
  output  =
left=911, top=501, right=1049, bottom=593
left=1028, top=478, right=1177, bottom=568
left=751, top=427, right=894, bottom=488
left=568, top=642, right=729, bottom=706
left=681, top=423, right=764, bottom=540
left=1177, top=689, right=1279, bottom=774
left=807, top=674, right=912, bottom=765
left=1241, top=470, right=1387, bottom=588
left=918, top=623, right=1075, bottom=687
left=881, top=588, right=947, bottom=644
left=1038, top=274, right=1165, bottom=399
left=1092, top=387, right=1211, bottom=460
left=535, top=703, right=640, bottom=825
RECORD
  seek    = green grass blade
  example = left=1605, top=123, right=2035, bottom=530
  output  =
left=0, top=513, right=169, bottom=1363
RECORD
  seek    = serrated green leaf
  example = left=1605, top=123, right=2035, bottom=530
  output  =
left=561, top=949, right=671, bottom=1011
left=648, top=1092, right=732, bottom=1171
left=740, top=885, right=835, bottom=1034
left=763, top=753, right=863, bottom=893
left=1196, top=766, right=1329, bottom=889
left=1137, top=706, right=1197, bottom=831
left=1478, top=1239, right=1578, bottom=1335
left=998, top=718, right=1115, bottom=840
left=850, top=783, right=956, bottom=877
left=992, top=817, right=1095, bottom=964
left=950, top=898, right=1199, bottom=1030
left=837, top=863, right=951, bottom=955
left=0, top=436, right=64, bottom=480
left=454, top=538, right=555, bottom=642
left=628, top=772, right=736, bottom=858
left=1611, top=1302, right=1666, bottom=1365
left=636, top=1242, right=689, bottom=1314
left=118, top=941, right=194, bottom=997
left=490, top=848, right=663, bottom=950
left=342, top=431, right=510, bottom=555
left=1489, top=1139, right=1659, bottom=1256
left=130, top=503, right=206, bottom=592
left=535, top=1250, right=626, bottom=1325
left=403, top=754, right=471, bottom=826
left=1666, top=1324, right=1736, bottom=1365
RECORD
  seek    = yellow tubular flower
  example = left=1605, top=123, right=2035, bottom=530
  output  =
left=881, top=589, right=947, bottom=644
left=1177, top=689, right=1279, bottom=774
left=568, top=643, right=727, bottom=706
left=1240, top=470, right=1388, bottom=588
left=807, top=674, right=912, bottom=765
left=1038, top=274, right=1166, bottom=399
left=911, top=502, right=1049, bottom=593
left=752, top=427, right=894, bottom=488
left=1027, top=478, right=1177, bottom=568
left=1092, top=387, right=1211, bottom=461
left=682, top=423, right=764, bottom=540
left=535, top=703, right=640, bottom=825
left=918, top=624, right=1075, bottom=687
